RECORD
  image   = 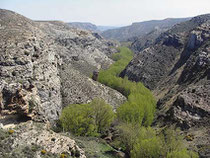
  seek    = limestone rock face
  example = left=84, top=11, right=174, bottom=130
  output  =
left=0, top=10, right=62, bottom=122
left=168, top=85, right=210, bottom=128
left=0, top=121, right=86, bottom=158
left=130, top=28, right=169, bottom=53
left=60, top=65, right=126, bottom=108
left=120, top=15, right=210, bottom=156
left=0, top=9, right=126, bottom=124
left=0, top=9, right=127, bottom=158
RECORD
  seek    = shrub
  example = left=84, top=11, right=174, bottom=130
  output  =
left=60, top=103, right=96, bottom=136
left=41, top=149, right=47, bottom=155
left=167, top=149, right=199, bottom=158
left=8, top=129, right=14, bottom=135
left=60, top=98, right=115, bottom=136
left=117, top=123, right=141, bottom=153
left=98, top=47, right=133, bottom=87
left=90, top=98, right=115, bottom=134
left=117, top=124, right=161, bottom=156
left=116, top=124, right=198, bottom=158
left=131, top=136, right=162, bottom=158
left=117, top=102, right=144, bottom=126
left=60, top=153, right=67, bottom=158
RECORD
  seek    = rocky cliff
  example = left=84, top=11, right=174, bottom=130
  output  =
left=0, top=9, right=126, bottom=157
left=120, top=14, right=210, bottom=157
left=129, top=27, right=168, bottom=53
left=0, top=121, right=86, bottom=158
left=0, top=9, right=125, bottom=123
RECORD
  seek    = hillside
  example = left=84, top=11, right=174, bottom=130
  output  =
left=0, top=8, right=209, bottom=158
left=130, top=28, right=168, bottom=53
left=120, top=14, right=210, bottom=157
left=0, top=9, right=126, bottom=157
left=102, top=18, right=190, bottom=41
left=68, top=22, right=98, bottom=32
left=68, top=22, right=118, bottom=32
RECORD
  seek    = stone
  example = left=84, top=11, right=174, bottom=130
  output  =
left=0, top=9, right=125, bottom=124
left=1, top=121, right=86, bottom=158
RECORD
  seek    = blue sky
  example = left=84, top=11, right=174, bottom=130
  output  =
left=1, top=0, right=209, bottom=26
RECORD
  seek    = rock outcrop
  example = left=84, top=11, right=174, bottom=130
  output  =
left=0, top=9, right=126, bottom=124
left=121, top=14, right=210, bottom=90
left=0, top=9, right=128, bottom=158
left=0, top=9, right=62, bottom=122
left=130, top=27, right=169, bottom=53
left=0, top=121, right=86, bottom=158
left=120, top=14, right=210, bottom=157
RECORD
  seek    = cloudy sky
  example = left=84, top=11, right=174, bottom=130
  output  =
left=1, top=0, right=209, bottom=26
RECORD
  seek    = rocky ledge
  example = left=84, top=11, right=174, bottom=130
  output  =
left=0, top=9, right=126, bottom=124
left=0, top=121, right=86, bottom=158
left=0, top=9, right=126, bottom=158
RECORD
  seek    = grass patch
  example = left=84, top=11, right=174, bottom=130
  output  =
left=69, top=136, right=117, bottom=158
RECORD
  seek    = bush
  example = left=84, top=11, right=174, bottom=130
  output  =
left=60, top=153, right=67, bottom=158
left=116, top=124, right=198, bottom=158
left=60, top=103, right=96, bottom=136
left=8, top=129, right=15, bottom=135
left=117, top=123, right=141, bottom=153
left=90, top=98, right=115, bottom=134
left=41, top=149, right=47, bottom=155
left=167, top=149, right=199, bottom=158
left=60, top=98, right=115, bottom=136
left=131, top=136, right=162, bottom=158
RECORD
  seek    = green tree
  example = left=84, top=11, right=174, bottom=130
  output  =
left=167, top=149, right=199, bottom=158
left=60, top=103, right=96, bottom=136
left=117, top=123, right=141, bottom=153
left=131, top=136, right=162, bottom=158
left=98, top=47, right=156, bottom=126
left=60, top=98, right=114, bottom=136
left=90, top=98, right=115, bottom=134
left=116, top=124, right=198, bottom=158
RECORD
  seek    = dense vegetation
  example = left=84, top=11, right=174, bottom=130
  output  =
left=98, top=47, right=156, bottom=126
left=115, top=124, right=198, bottom=158
left=60, top=47, right=198, bottom=158
left=60, top=98, right=115, bottom=136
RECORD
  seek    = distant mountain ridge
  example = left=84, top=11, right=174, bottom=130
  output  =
left=68, top=22, right=118, bottom=32
left=102, top=17, right=191, bottom=41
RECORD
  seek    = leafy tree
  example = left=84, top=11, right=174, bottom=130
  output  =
left=166, top=149, right=199, bottom=158
left=60, top=98, right=114, bottom=136
left=60, top=103, right=96, bottom=136
left=117, top=123, right=141, bottom=153
left=131, top=136, right=162, bottom=158
left=116, top=124, right=198, bottom=158
left=90, top=98, right=115, bottom=134
left=98, top=47, right=156, bottom=126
